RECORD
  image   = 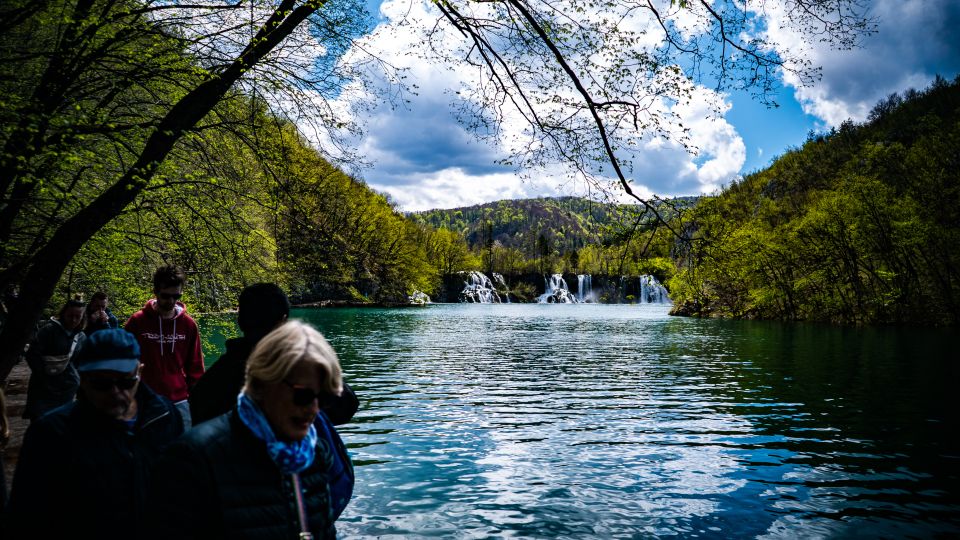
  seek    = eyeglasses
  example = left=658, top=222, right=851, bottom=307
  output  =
left=87, top=375, right=139, bottom=392
left=157, top=292, right=182, bottom=301
left=282, top=380, right=327, bottom=407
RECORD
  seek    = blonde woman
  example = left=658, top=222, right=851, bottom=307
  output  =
left=147, top=320, right=355, bottom=539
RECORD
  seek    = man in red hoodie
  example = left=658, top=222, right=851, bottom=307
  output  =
left=124, top=265, right=204, bottom=429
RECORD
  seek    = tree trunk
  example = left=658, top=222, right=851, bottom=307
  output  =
left=0, top=1, right=321, bottom=382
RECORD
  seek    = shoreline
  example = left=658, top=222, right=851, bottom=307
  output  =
left=292, top=300, right=425, bottom=308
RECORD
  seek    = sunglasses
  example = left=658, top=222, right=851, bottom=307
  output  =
left=157, top=292, right=182, bottom=301
left=283, top=380, right=328, bottom=407
left=87, top=375, right=139, bottom=392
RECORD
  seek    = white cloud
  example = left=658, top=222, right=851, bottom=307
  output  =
left=331, top=0, right=748, bottom=210
left=322, top=0, right=960, bottom=211
left=370, top=167, right=568, bottom=212
left=763, top=0, right=960, bottom=126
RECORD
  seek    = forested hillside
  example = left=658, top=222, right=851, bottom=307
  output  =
left=52, top=118, right=436, bottom=312
left=411, top=196, right=695, bottom=278
left=0, top=0, right=433, bottom=318
left=670, top=76, right=960, bottom=325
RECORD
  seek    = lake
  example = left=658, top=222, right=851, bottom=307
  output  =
left=209, top=304, right=960, bottom=538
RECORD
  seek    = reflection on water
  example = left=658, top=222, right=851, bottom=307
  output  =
left=289, top=304, right=960, bottom=538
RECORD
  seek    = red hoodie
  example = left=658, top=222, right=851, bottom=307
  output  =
left=124, top=299, right=204, bottom=402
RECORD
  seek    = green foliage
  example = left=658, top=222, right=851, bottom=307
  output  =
left=270, top=127, right=436, bottom=304
left=411, top=196, right=690, bottom=279
left=0, top=0, right=443, bottom=316
left=672, top=76, right=960, bottom=325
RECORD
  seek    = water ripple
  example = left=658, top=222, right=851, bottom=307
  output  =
left=293, top=304, right=960, bottom=539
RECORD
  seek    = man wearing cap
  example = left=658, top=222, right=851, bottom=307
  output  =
left=2, top=329, right=184, bottom=539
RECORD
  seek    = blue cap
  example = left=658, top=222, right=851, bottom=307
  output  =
left=75, top=329, right=141, bottom=373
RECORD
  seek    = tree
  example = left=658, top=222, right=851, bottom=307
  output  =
left=0, top=0, right=373, bottom=381
left=1, top=0, right=876, bottom=380
left=426, top=0, right=873, bottom=234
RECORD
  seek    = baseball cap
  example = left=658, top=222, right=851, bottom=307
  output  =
left=75, top=329, right=141, bottom=373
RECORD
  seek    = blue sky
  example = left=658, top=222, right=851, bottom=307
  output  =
left=325, top=0, right=960, bottom=211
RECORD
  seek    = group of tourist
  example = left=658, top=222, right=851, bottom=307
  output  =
left=0, top=266, right=358, bottom=539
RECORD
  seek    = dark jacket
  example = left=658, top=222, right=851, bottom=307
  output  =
left=86, top=307, right=119, bottom=334
left=23, top=318, right=84, bottom=419
left=190, top=336, right=359, bottom=426
left=146, top=410, right=354, bottom=540
left=3, top=384, right=184, bottom=539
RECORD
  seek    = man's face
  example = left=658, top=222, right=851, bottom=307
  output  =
left=89, top=297, right=107, bottom=313
left=80, top=365, right=142, bottom=420
left=154, top=284, right=183, bottom=314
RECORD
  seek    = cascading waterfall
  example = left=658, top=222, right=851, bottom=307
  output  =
left=460, top=271, right=502, bottom=303
left=537, top=274, right=577, bottom=303
left=638, top=274, right=671, bottom=304
left=577, top=274, right=595, bottom=303
left=492, top=273, right=512, bottom=303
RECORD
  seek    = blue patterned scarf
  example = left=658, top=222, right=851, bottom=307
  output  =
left=237, top=393, right=317, bottom=474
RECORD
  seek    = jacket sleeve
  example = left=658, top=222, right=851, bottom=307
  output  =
left=123, top=313, right=137, bottom=334
left=144, top=439, right=215, bottom=540
left=188, top=357, right=230, bottom=426
left=3, top=420, right=63, bottom=536
left=184, top=323, right=205, bottom=390
left=23, top=324, right=49, bottom=372
left=324, top=381, right=359, bottom=426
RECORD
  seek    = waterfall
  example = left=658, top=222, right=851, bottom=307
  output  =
left=460, top=271, right=502, bottom=303
left=492, top=273, right=512, bottom=303
left=577, top=274, right=595, bottom=303
left=638, top=274, right=671, bottom=304
left=537, top=274, right=577, bottom=303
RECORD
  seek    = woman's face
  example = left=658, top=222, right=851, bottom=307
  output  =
left=61, top=306, right=84, bottom=330
left=260, top=361, right=324, bottom=442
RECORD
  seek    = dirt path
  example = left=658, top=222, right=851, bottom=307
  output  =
left=2, top=361, right=29, bottom=498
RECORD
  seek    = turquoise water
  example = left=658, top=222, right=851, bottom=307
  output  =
left=207, top=304, right=960, bottom=538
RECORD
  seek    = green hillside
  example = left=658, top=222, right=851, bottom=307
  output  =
left=409, top=196, right=696, bottom=279
left=415, top=195, right=691, bottom=253
left=671, top=75, right=960, bottom=325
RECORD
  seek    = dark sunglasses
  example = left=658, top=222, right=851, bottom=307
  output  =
left=87, top=375, right=139, bottom=392
left=157, top=292, right=182, bottom=301
left=283, top=380, right=328, bottom=407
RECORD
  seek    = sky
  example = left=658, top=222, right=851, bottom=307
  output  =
left=321, top=0, right=960, bottom=212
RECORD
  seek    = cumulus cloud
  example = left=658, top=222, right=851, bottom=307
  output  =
left=334, top=0, right=748, bottom=210
left=373, top=167, right=575, bottom=211
left=324, top=0, right=960, bottom=211
left=764, top=0, right=960, bottom=126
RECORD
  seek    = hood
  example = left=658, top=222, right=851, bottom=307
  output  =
left=142, top=298, right=187, bottom=319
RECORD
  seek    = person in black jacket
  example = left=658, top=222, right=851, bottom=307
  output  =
left=147, top=320, right=354, bottom=539
left=190, top=283, right=358, bottom=426
left=3, top=329, right=183, bottom=539
left=84, top=291, right=119, bottom=334
left=22, top=298, right=86, bottom=420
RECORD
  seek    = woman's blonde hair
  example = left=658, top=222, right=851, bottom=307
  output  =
left=242, top=320, right=342, bottom=399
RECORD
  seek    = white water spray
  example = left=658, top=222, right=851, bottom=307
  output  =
left=537, top=274, right=577, bottom=303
